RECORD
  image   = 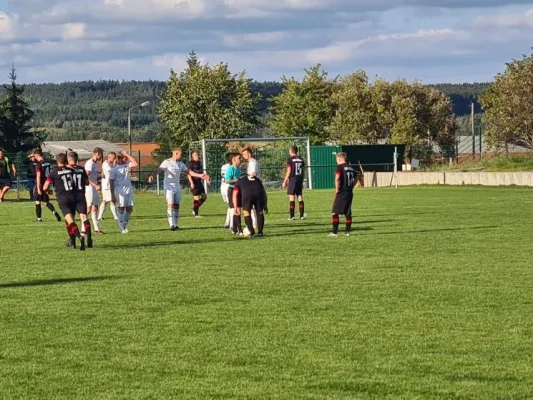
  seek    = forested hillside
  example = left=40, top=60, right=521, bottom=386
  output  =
left=0, top=80, right=489, bottom=143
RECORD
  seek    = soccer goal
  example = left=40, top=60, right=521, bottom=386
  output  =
left=189, top=137, right=312, bottom=193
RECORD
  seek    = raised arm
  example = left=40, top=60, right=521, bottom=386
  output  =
left=121, top=151, right=138, bottom=168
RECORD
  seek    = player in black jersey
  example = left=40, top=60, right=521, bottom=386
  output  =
left=43, top=153, right=86, bottom=250
left=67, top=152, right=92, bottom=248
left=188, top=150, right=207, bottom=217
left=32, top=149, right=61, bottom=222
left=233, top=175, right=266, bottom=238
left=330, top=153, right=358, bottom=237
left=26, top=153, right=37, bottom=200
left=282, top=146, right=306, bottom=220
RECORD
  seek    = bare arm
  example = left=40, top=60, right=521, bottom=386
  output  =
left=42, top=178, right=51, bottom=192
left=282, top=166, right=291, bottom=188
left=36, top=168, right=42, bottom=194
left=11, top=164, right=17, bottom=177
left=233, top=189, right=240, bottom=215
left=335, top=173, right=340, bottom=193
left=121, top=151, right=138, bottom=168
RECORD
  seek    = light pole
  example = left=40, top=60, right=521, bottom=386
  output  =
left=128, top=101, right=150, bottom=154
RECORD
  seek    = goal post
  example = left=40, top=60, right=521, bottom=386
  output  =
left=194, top=137, right=312, bottom=193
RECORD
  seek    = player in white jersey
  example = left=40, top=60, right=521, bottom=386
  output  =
left=110, top=151, right=138, bottom=233
left=97, top=152, right=118, bottom=222
left=242, top=147, right=264, bottom=229
left=220, top=152, right=232, bottom=229
left=84, top=147, right=104, bottom=234
left=148, top=147, right=210, bottom=231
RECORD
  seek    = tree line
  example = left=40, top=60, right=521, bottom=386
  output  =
left=2, top=50, right=531, bottom=156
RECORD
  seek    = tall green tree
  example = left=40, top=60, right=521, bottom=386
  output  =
left=0, top=66, right=43, bottom=152
left=268, top=64, right=337, bottom=145
left=480, top=51, right=533, bottom=151
left=157, top=52, right=261, bottom=148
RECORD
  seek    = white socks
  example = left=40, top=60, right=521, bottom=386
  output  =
left=110, top=203, right=118, bottom=219
left=117, top=208, right=125, bottom=230
left=167, top=209, right=180, bottom=227
left=97, top=203, right=106, bottom=220
left=225, top=207, right=232, bottom=227
left=91, top=211, right=100, bottom=232
left=251, top=209, right=257, bottom=227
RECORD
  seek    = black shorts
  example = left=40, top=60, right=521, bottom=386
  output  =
left=227, top=187, right=242, bottom=209
left=0, top=177, right=12, bottom=189
left=57, top=193, right=87, bottom=216
left=332, top=191, right=353, bottom=216
left=33, top=187, right=50, bottom=203
left=287, top=178, right=303, bottom=196
left=192, top=181, right=205, bottom=196
left=242, top=191, right=265, bottom=212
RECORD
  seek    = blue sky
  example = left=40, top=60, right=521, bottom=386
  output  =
left=0, top=0, right=532, bottom=84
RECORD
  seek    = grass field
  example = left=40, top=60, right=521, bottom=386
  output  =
left=1, top=186, right=533, bottom=399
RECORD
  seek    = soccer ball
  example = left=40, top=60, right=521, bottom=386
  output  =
left=243, top=227, right=250, bottom=236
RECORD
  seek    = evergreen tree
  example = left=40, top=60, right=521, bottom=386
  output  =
left=0, top=65, right=43, bottom=152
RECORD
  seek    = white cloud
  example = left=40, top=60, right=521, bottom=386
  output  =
left=61, top=22, right=86, bottom=40
left=0, top=12, right=16, bottom=41
left=222, top=31, right=287, bottom=46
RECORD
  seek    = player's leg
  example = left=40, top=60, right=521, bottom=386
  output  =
left=233, top=190, right=243, bottom=235
left=344, top=193, right=354, bottom=236
left=33, top=185, right=43, bottom=221
left=330, top=194, right=341, bottom=236
left=42, top=192, right=61, bottom=221
left=288, top=194, right=295, bottom=220
left=198, top=192, right=207, bottom=216
left=255, top=196, right=265, bottom=237
left=0, top=179, right=11, bottom=201
left=242, top=195, right=255, bottom=237
left=62, top=199, right=85, bottom=250
left=122, top=189, right=134, bottom=232
left=76, top=194, right=91, bottom=248
left=91, top=188, right=102, bottom=233
left=297, top=191, right=305, bottom=220
left=192, top=195, right=200, bottom=217
left=97, top=199, right=106, bottom=220
left=174, top=190, right=181, bottom=228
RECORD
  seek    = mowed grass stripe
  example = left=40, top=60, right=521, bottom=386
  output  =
left=0, top=186, right=532, bottom=399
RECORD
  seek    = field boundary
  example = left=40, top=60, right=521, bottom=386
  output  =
left=365, top=171, right=533, bottom=187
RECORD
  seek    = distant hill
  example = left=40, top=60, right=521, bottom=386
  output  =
left=2, top=80, right=490, bottom=142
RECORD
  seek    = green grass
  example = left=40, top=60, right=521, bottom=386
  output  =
left=425, top=155, right=533, bottom=172
left=1, top=187, right=533, bottom=399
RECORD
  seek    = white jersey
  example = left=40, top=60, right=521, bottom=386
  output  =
left=110, top=162, right=132, bottom=189
left=84, top=158, right=99, bottom=184
left=221, top=163, right=230, bottom=183
left=101, top=161, right=114, bottom=190
left=247, top=158, right=259, bottom=177
left=159, top=158, right=189, bottom=192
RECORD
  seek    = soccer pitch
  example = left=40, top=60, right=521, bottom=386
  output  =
left=1, top=186, right=532, bottom=399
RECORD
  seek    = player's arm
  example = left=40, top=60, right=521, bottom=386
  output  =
left=147, top=161, right=167, bottom=182
left=232, top=187, right=240, bottom=215
left=335, top=170, right=341, bottom=194
left=109, top=168, right=117, bottom=203
left=121, top=151, right=138, bottom=168
left=42, top=176, right=52, bottom=192
left=282, top=163, right=291, bottom=188
left=11, top=163, right=17, bottom=177
left=185, top=164, right=209, bottom=182
left=225, top=168, right=238, bottom=185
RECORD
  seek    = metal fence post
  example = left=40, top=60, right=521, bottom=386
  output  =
left=156, top=173, right=160, bottom=196
left=394, top=146, right=398, bottom=189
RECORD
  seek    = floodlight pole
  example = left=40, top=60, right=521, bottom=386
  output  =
left=201, top=138, right=208, bottom=193
left=128, top=101, right=150, bottom=154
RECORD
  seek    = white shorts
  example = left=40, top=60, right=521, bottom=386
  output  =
left=115, top=186, right=134, bottom=207
left=102, top=188, right=112, bottom=202
left=85, top=186, right=99, bottom=206
left=165, top=189, right=181, bottom=205
left=220, top=183, right=229, bottom=203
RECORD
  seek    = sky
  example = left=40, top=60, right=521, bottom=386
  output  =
left=0, top=0, right=532, bottom=84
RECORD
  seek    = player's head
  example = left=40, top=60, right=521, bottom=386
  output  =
left=191, top=150, right=200, bottom=161
left=107, top=152, right=117, bottom=164
left=93, top=147, right=103, bottom=161
left=242, top=147, right=253, bottom=160
left=172, top=147, right=183, bottom=160
left=116, top=154, right=126, bottom=164
left=67, top=151, right=79, bottom=166
left=225, top=152, right=233, bottom=164
left=56, top=153, right=68, bottom=166
left=0, top=149, right=4, bottom=158
left=289, top=146, right=298, bottom=156
left=336, top=152, right=347, bottom=164
left=231, top=152, right=241, bottom=166
left=32, top=148, right=44, bottom=161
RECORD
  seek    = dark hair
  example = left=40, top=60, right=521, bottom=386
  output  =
left=67, top=151, right=79, bottom=163
left=242, top=147, right=253, bottom=156
left=93, top=147, right=103, bottom=156
left=108, top=151, right=117, bottom=157
left=191, top=150, right=200, bottom=156
left=33, top=148, right=43, bottom=156
left=290, top=146, right=298, bottom=154
left=56, top=153, right=68, bottom=164
left=225, top=152, right=232, bottom=163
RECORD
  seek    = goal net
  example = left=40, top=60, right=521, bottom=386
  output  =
left=188, top=137, right=312, bottom=193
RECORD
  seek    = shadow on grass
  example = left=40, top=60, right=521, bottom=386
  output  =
left=99, top=237, right=235, bottom=249
left=267, top=227, right=374, bottom=237
left=0, top=275, right=121, bottom=289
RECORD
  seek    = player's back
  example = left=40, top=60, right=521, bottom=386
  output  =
left=288, top=156, right=305, bottom=179
left=48, top=166, right=75, bottom=197
left=338, top=163, right=356, bottom=191
left=113, top=163, right=132, bottom=187
left=71, top=165, right=89, bottom=193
